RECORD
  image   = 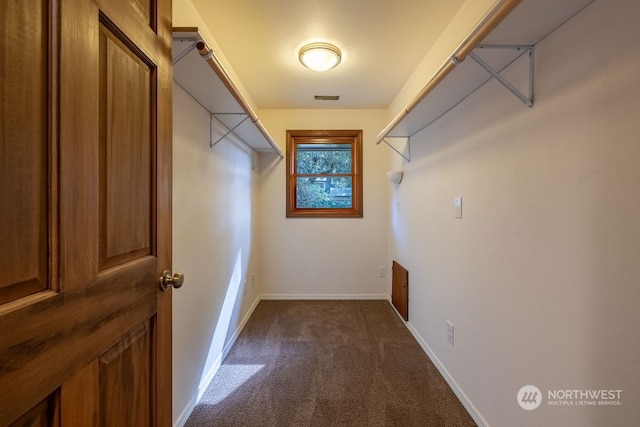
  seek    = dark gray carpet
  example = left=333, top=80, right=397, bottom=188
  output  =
left=185, top=300, right=476, bottom=427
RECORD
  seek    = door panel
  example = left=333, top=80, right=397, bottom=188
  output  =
left=61, top=361, right=98, bottom=426
left=99, top=22, right=154, bottom=270
left=0, top=0, right=173, bottom=424
left=0, top=0, right=50, bottom=305
left=99, top=322, right=152, bottom=427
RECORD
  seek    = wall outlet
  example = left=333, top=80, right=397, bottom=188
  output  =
left=447, top=320, right=454, bottom=345
left=251, top=274, right=255, bottom=288
left=243, top=280, right=247, bottom=295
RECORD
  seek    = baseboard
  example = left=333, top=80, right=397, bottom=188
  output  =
left=173, top=294, right=262, bottom=427
left=260, top=293, right=389, bottom=300
left=404, top=321, right=489, bottom=427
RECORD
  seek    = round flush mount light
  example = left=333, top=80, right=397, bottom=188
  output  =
left=299, top=42, right=342, bottom=72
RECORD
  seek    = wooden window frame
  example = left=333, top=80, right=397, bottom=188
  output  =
left=286, top=129, right=363, bottom=218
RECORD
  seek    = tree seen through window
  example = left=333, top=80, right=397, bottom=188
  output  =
left=286, top=130, right=363, bottom=218
left=296, top=144, right=352, bottom=208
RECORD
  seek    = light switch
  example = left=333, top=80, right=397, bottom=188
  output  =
left=454, top=197, right=462, bottom=219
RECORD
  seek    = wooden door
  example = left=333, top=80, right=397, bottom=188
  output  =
left=392, top=261, right=409, bottom=321
left=0, top=0, right=173, bottom=425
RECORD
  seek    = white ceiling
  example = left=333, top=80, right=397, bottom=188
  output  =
left=190, top=0, right=466, bottom=109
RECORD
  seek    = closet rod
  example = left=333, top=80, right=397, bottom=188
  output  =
left=195, top=41, right=283, bottom=158
left=376, top=0, right=522, bottom=145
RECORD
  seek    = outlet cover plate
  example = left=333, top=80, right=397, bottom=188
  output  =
left=447, top=320, right=454, bottom=345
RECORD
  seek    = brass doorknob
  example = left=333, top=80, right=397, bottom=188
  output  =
left=159, top=270, right=184, bottom=291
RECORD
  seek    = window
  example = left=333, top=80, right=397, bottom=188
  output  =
left=286, top=130, right=363, bottom=218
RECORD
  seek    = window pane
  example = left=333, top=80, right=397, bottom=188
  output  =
left=297, top=144, right=352, bottom=174
left=286, top=130, right=362, bottom=218
left=296, top=177, right=353, bottom=209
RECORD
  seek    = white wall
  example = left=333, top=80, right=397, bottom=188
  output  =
left=172, top=83, right=262, bottom=425
left=257, top=109, right=391, bottom=298
left=388, top=0, right=640, bottom=425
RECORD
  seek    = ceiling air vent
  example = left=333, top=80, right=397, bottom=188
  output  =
left=314, top=95, right=339, bottom=101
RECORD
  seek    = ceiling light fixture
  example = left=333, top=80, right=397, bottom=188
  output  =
left=299, top=42, right=342, bottom=72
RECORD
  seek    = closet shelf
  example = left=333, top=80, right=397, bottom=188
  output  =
left=376, top=0, right=594, bottom=161
left=173, top=27, right=283, bottom=158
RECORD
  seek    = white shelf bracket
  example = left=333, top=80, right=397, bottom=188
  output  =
left=209, top=113, right=261, bottom=170
left=209, top=113, right=250, bottom=149
left=470, top=45, right=534, bottom=108
left=381, top=137, right=411, bottom=162
left=173, top=31, right=283, bottom=159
